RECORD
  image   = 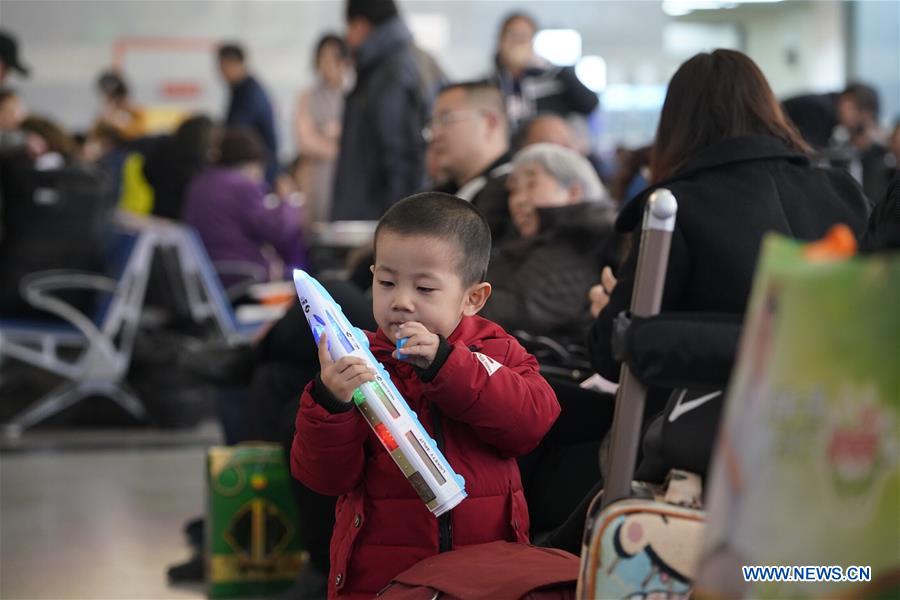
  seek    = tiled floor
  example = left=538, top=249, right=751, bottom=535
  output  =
left=0, top=427, right=220, bottom=600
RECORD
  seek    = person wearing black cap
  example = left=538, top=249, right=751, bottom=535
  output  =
left=0, top=31, right=28, bottom=151
left=0, top=30, right=29, bottom=84
left=331, top=0, right=428, bottom=221
left=0, top=30, right=29, bottom=242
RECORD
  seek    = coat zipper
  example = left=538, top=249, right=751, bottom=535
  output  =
left=429, top=403, right=453, bottom=553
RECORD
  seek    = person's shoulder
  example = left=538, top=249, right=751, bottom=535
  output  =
left=246, top=75, right=274, bottom=102
left=553, top=65, right=580, bottom=80
left=217, top=169, right=264, bottom=198
left=458, top=316, right=528, bottom=361
left=381, top=45, right=421, bottom=88
left=817, top=164, right=872, bottom=209
left=186, top=166, right=217, bottom=189
left=615, top=176, right=709, bottom=233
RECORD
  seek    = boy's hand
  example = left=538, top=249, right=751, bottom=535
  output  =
left=393, top=321, right=440, bottom=369
left=318, top=332, right=376, bottom=403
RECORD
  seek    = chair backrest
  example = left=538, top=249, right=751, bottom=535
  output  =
left=2, top=225, right=153, bottom=370
left=175, top=226, right=260, bottom=339
left=92, top=227, right=145, bottom=330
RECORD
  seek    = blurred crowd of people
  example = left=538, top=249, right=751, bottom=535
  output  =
left=1, top=0, right=899, bottom=597
left=1, top=2, right=897, bottom=295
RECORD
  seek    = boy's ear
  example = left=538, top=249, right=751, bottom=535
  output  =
left=462, top=282, right=492, bottom=316
left=369, top=265, right=375, bottom=274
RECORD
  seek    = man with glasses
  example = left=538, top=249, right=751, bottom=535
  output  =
left=428, top=81, right=514, bottom=242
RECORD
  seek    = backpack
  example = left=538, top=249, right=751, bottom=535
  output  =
left=379, top=542, right=579, bottom=600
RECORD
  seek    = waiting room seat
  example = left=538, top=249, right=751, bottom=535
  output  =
left=0, top=225, right=156, bottom=438
left=171, top=225, right=271, bottom=343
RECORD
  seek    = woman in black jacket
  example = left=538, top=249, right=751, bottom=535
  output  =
left=541, top=49, right=871, bottom=554
left=589, top=49, right=871, bottom=381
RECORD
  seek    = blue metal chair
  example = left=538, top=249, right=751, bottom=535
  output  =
left=171, top=225, right=272, bottom=343
left=0, top=226, right=156, bottom=438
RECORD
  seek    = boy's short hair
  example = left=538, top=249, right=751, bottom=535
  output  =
left=217, top=43, right=245, bottom=63
left=375, top=192, right=492, bottom=286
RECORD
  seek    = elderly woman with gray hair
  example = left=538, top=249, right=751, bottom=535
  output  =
left=480, top=143, right=617, bottom=343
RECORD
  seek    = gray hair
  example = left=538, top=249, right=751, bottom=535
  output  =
left=512, top=143, right=611, bottom=203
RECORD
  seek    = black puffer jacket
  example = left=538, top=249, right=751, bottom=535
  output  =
left=482, top=201, right=615, bottom=344
left=589, top=134, right=871, bottom=381
left=331, top=17, right=426, bottom=221
left=493, top=63, right=599, bottom=133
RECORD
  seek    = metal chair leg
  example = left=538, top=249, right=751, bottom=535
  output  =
left=0, top=380, right=148, bottom=439
left=105, top=383, right=147, bottom=420
left=0, top=381, right=84, bottom=439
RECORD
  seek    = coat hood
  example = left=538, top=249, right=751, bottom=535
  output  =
left=354, top=16, right=413, bottom=73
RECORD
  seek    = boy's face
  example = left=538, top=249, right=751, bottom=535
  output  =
left=371, top=231, right=490, bottom=343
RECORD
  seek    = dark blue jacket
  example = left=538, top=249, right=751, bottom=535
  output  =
left=331, top=17, right=426, bottom=221
left=226, top=75, right=279, bottom=183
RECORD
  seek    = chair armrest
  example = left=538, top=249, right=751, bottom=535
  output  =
left=18, top=269, right=118, bottom=344
left=212, top=260, right=268, bottom=301
left=512, top=329, right=589, bottom=369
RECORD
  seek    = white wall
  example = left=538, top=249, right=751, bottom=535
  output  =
left=675, top=0, right=848, bottom=98
left=742, top=0, right=847, bottom=96
left=850, top=0, right=900, bottom=127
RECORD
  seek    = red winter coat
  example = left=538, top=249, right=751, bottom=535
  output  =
left=291, top=316, right=560, bottom=599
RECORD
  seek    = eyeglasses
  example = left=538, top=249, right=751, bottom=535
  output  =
left=422, top=109, right=485, bottom=142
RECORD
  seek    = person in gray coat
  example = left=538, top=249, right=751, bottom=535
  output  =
left=481, top=143, right=615, bottom=344
left=331, top=0, right=427, bottom=221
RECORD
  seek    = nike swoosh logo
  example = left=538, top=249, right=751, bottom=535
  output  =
left=668, top=390, right=723, bottom=423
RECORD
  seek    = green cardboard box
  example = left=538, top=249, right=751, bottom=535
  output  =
left=207, top=444, right=305, bottom=598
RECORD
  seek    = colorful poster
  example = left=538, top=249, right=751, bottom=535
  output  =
left=697, top=235, right=900, bottom=598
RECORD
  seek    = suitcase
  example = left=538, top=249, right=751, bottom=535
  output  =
left=576, top=189, right=707, bottom=599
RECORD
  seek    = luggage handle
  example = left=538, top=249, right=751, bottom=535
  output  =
left=601, top=189, right=677, bottom=509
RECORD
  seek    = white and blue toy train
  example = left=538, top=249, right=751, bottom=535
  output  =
left=292, top=269, right=467, bottom=517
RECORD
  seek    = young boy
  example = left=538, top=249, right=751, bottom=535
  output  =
left=291, top=192, right=560, bottom=598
